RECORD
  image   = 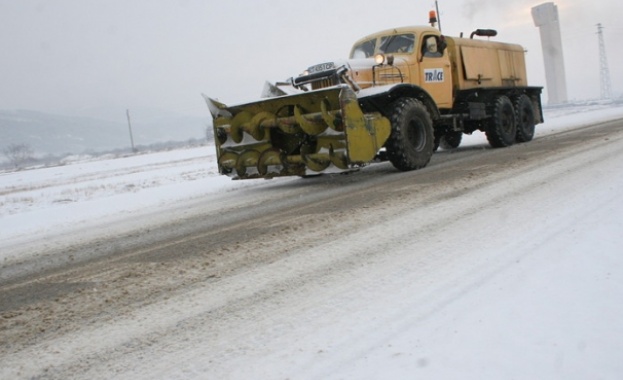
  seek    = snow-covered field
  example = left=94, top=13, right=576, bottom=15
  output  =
left=2, top=103, right=623, bottom=379
left=2, top=103, right=622, bottom=257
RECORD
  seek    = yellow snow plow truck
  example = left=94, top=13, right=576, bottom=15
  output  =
left=204, top=21, right=543, bottom=180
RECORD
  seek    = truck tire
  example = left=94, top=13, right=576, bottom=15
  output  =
left=486, top=95, right=516, bottom=148
left=440, top=131, right=462, bottom=150
left=514, top=94, right=536, bottom=143
left=386, top=98, right=434, bottom=171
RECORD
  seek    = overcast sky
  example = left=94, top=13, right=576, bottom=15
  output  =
left=1, top=0, right=621, bottom=119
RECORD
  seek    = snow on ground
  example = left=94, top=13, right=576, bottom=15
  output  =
left=1, top=103, right=623, bottom=379
left=1, top=103, right=621, bottom=248
left=0, top=145, right=291, bottom=266
left=326, top=142, right=623, bottom=380
left=1, top=103, right=623, bottom=265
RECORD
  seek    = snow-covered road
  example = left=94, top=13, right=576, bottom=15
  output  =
left=1, top=104, right=623, bottom=379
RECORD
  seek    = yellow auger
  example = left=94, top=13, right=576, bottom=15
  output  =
left=204, top=85, right=391, bottom=179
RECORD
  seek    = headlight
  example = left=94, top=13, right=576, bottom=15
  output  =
left=374, top=54, right=385, bottom=65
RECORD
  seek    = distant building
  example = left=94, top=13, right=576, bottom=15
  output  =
left=532, top=2, right=568, bottom=105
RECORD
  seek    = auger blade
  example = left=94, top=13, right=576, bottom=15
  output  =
left=206, top=85, right=392, bottom=179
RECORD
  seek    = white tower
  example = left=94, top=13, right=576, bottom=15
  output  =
left=532, top=2, right=568, bottom=104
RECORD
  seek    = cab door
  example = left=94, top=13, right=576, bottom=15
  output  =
left=418, top=34, right=453, bottom=109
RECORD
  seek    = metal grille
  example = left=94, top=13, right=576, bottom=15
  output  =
left=311, top=77, right=339, bottom=90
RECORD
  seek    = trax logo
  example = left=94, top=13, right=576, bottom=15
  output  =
left=424, top=68, right=444, bottom=83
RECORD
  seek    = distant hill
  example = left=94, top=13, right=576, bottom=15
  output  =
left=0, top=109, right=210, bottom=157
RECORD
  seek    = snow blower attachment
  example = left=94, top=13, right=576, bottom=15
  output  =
left=205, top=85, right=391, bottom=179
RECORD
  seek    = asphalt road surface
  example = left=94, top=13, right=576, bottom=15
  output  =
left=2, top=118, right=622, bottom=379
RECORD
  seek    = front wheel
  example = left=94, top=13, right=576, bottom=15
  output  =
left=385, top=98, right=434, bottom=171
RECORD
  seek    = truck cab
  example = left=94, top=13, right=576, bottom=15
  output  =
left=348, top=26, right=453, bottom=109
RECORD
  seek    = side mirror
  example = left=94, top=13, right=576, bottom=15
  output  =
left=438, top=36, right=447, bottom=55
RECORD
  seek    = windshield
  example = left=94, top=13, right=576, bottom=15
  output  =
left=350, top=33, right=416, bottom=58
left=350, top=39, right=376, bottom=58
left=379, top=33, right=415, bottom=54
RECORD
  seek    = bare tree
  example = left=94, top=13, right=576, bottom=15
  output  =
left=3, top=143, right=34, bottom=170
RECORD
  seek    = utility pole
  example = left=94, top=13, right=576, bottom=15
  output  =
left=126, top=109, right=136, bottom=153
left=597, top=23, right=612, bottom=100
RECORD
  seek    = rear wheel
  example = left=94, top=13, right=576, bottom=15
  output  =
left=486, top=95, right=516, bottom=148
left=439, top=131, right=463, bottom=150
left=386, top=98, right=434, bottom=171
left=514, top=94, right=536, bottom=143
